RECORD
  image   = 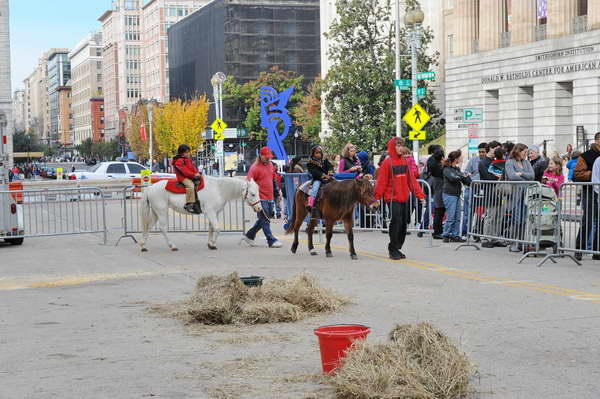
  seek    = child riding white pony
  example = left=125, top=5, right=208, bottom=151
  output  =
left=139, top=176, right=261, bottom=252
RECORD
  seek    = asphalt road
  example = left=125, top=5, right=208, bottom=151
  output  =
left=2, top=219, right=600, bottom=398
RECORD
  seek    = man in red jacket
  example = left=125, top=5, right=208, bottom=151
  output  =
left=172, top=144, right=201, bottom=214
left=375, top=137, right=425, bottom=260
left=241, top=147, right=283, bottom=248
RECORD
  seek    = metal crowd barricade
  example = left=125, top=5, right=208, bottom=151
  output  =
left=537, top=182, right=597, bottom=267
left=456, top=180, right=557, bottom=264
left=354, top=179, right=434, bottom=246
left=117, top=186, right=247, bottom=245
left=0, top=187, right=108, bottom=244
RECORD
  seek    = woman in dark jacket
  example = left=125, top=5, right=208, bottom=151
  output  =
left=306, top=145, right=334, bottom=211
left=426, top=145, right=445, bottom=239
left=442, top=150, right=471, bottom=242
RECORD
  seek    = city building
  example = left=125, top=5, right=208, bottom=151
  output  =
left=444, top=0, right=598, bottom=154
left=141, top=0, right=209, bottom=103
left=47, top=50, right=71, bottom=145
left=69, top=31, right=104, bottom=145
left=0, top=0, right=11, bottom=166
left=99, top=0, right=143, bottom=140
left=319, top=0, right=446, bottom=137
left=168, top=0, right=321, bottom=127
left=91, top=98, right=105, bottom=143
left=57, top=84, right=72, bottom=146
left=23, top=51, right=56, bottom=141
left=12, top=90, right=25, bottom=132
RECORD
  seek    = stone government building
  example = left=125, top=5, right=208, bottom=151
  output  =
left=444, top=0, right=599, bottom=154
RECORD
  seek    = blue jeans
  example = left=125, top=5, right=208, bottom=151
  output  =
left=309, top=180, right=321, bottom=197
left=461, top=187, right=471, bottom=237
left=442, top=193, right=461, bottom=238
left=246, top=200, right=277, bottom=245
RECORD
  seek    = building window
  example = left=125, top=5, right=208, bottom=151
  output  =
left=537, top=0, right=547, bottom=25
left=578, top=0, right=587, bottom=16
left=125, top=31, right=140, bottom=41
left=447, top=34, right=454, bottom=56
left=97, top=61, right=102, bottom=69
left=123, top=0, right=138, bottom=10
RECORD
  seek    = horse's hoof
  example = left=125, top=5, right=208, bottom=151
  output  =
left=208, top=244, right=217, bottom=250
left=350, top=254, right=358, bottom=260
left=141, top=248, right=148, bottom=252
left=291, top=245, right=298, bottom=254
left=171, top=247, right=179, bottom=252
left=326, top=252, right=333, bottom=258
left=310, top=250, right=318, bottom=256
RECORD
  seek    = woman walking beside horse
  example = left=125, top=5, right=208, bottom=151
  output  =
left=375, top=137, right=425, bottom=260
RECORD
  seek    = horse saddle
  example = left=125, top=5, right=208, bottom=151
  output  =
left=164, top=176, right=205, bottom=194
left=297, top=181, right=327, bottom=200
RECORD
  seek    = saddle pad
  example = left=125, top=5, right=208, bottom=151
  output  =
left=164, top=176, right=205, bottom=194
left=298, top=180, right=312, bottom=196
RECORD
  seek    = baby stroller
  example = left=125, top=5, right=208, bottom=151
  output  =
left=525, top=185, right=559, bottom=250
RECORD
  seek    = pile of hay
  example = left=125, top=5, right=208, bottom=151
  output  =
left=177, top=272, right=349, bottom=325
left=331, top=323, right=476, bottom=399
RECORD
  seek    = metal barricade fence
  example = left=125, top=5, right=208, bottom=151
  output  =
left=0, top=187, right=107, bottom=244
left=354, top=179, right=434, bottom=244
left=536, top=182, right=597, bottom=266
left=117, top=186, right=247, bottom=244
left=456, top=180, right=555, bottom=263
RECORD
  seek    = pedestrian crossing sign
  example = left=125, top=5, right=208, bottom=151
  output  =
left=409, top=130, right=426, bottom=141
left=211, top=118, right=227, bottom=139
left=403, top=104, right=430, bottom=132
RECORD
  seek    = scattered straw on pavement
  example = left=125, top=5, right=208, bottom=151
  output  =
left=174, top=272, right=349, bottom=325
left=331, top=322, right=476, bottom=399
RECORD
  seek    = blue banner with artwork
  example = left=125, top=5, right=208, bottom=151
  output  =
left=260, top=86, right=294, bottom=163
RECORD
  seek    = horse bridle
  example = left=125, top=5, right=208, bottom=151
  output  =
left=244, top=181, right=261, bottom=207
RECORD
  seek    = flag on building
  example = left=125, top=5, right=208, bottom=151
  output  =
left=140, top=121, right=147, bottom=141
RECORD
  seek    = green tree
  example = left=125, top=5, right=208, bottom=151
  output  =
left=295, top=76, right=324, bottom=142
left=13, top=130, right=42, bottom=153
left=323, top=0, right=441, bottom=154
left=76, top=138, right=94, bottom=159
left=223, top=66, right=305, bottom=141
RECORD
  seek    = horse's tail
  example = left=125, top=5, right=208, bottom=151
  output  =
left=285, top=190, right=300, bottom=235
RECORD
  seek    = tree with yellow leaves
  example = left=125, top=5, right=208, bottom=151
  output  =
left=154, top=96, right=209, bottom=157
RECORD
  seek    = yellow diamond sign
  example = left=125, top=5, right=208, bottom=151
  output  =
left=403, top=104, right=430, bottom=132
left=409, top=130, right=426, bottom=141
left=211, top=118, right=227, bottom=135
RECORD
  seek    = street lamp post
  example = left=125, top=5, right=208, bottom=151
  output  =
left=211, top=72, right=226, bottom=177
left=405, top=7, right=424, bottom=161
left=146, top=100, right=157, bottom=172
left=394, top=0, right=406, bottom=138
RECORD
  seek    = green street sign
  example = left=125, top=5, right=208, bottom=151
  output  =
left=417, top=88, right=427, bottom=98
left=236, top=128, right=248, bottom=138
left=417, top=72, right=436, bottom=80
left=394, top=79, right=412, bottom=89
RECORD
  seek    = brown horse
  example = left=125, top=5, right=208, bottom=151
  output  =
left=286, top=178, right=376, bottom=260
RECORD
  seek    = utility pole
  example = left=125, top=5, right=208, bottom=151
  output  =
left=395, top=0, right=402, bottom=138
left=147, top=101, right=155, bottom=172
left=405, top=7, right=424, bottom=161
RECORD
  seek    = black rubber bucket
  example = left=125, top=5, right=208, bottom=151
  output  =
left=240, top=276, right=264, bottom=287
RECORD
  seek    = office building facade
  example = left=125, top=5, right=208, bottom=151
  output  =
left=444, top=0, right=598, bottom=153
left=47, top=50, right=71, bottom=145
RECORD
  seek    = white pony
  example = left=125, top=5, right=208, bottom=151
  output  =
left=139, top=176, right=261, bottom=252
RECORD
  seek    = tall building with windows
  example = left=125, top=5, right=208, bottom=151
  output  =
left=141, top=0, right=209, bottom=103
left=57, top=84, right=72, bottom=146
left=47, top=50, right=71, bottom=145
left=444, top=0, right=596, bottom=153
left=69, top=31, right=104, bottom=145
left=99, top=0, right=143, bottom=140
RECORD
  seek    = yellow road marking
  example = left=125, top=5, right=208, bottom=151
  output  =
left=0, top=269, right=189, bottom=291
left=282, top=237, right=600, bottom=304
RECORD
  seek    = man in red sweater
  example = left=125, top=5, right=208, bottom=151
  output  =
left=241, top=147, right=283, bottom=248
left=375, top=137, right=425, bottom=260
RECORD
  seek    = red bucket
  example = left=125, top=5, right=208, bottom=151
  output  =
left=314, top=324, right=371, bottom=374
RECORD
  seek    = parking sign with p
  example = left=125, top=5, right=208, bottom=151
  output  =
left=464, top=108, right=483, bottom=123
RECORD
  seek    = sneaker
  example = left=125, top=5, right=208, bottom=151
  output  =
left=574, top=252, right=583, bottom=261
left=443, top=236, right=450, bottom=243
left=493, top=241, right=508, bottom=248
left=481, top=241, right=495, bottom=248
left=240, top=236, right=258, bottom=247
left=398, top=251, right=407, bottom=259
left=450, top=236, right=466, bottom=243
left=432, top=234, right=443, bottom=240
left=269, top=240, right=283, bottom=248
left=184, top=203, right=197, bottom=214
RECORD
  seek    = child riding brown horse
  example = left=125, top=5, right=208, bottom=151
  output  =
left=286, top=177, right=377, bottom=259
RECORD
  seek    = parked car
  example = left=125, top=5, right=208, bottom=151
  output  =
left=68, top=161, right=175, bottom=180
